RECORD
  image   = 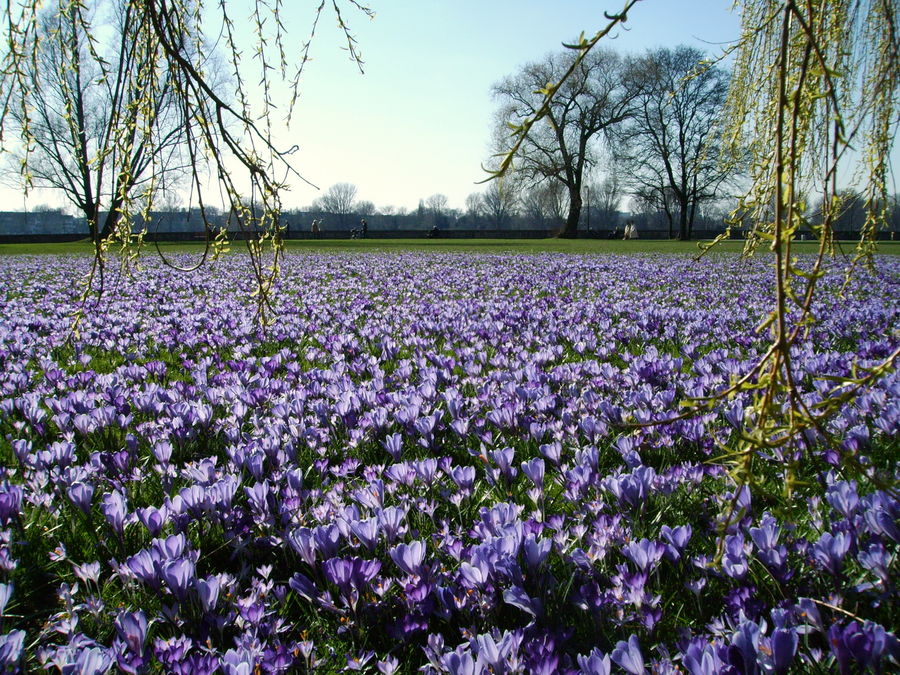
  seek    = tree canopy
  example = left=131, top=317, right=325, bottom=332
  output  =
left=614, top=46, right=736, bottom=240
left=492, top=46, right=641, bottom=237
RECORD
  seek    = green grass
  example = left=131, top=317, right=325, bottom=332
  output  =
left=2, top=237, right=899, bottom=256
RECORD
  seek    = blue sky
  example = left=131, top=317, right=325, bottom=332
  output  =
left=1, top=1, right=745, bottom=213
left=276, top=0, right=744, bottom=212
left=4, top=1, right=896, bottom=214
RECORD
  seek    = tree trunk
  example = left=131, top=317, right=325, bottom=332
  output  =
left=85, top=203, right=102, bottom=246
left=560, top=188, right=582, bottom=238
left=678, top=199, right=690, bottom=240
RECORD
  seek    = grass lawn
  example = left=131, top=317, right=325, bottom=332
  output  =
left=1, top=237, right=898, bottom=256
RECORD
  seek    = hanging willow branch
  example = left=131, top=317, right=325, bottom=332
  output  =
left=491, top=0, right=898, bottom=527
left=0, top=0, right=373, bottom=326
left=711, top=0, right=900, bottom=507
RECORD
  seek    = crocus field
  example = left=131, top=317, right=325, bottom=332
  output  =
left=0, top=251, right=898, bottom=674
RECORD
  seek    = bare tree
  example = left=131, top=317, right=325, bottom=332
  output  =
left=596, top=172, right=621, bottom=227
left=481, top=180, right=518, bottom=229
left=492, top=47, right=640, bottom=237
left=5, top=1, right=192, bottom=245
left=2, top=0, right=373, bottom=323
left=425, top=193, right=449, bottom=216
left=582, top=170, right=620, bottom=232
left=355, top=200, right=376, bottom=217
left=314, top=182, right=358, bottom=225
left=615, top=46, right=736, bottom=240
left=465, top=193, right=485, bottom=221
left=520, top=182, right=567, bottom=230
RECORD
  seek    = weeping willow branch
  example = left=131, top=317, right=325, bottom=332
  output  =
left=488, top=0, right=898, bottom=536
left=0, top=0, right=372, bottom=327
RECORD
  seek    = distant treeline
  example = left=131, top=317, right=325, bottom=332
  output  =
left=2, top=191, right=899, bottom=241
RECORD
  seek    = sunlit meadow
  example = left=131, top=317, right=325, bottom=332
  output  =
left=0, top=252, right=897, bottom=673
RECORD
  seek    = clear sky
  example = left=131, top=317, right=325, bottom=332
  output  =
left=276, top=0, right=744, bottom=212
left=2, top=1, right=896, bottom=214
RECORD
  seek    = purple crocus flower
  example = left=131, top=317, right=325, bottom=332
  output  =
left=288, top=527, right=317, bottom=566
left=811, top=531, right=851, bottom=575
left=324, top=556, right=381, bottom=595
left=622, top=538, right=666, bottom=573
left=503, top=585, right=542, bottom=618
left=0, top=484, right=23, bottom=525
left=312, top=524, right=342, bottom=559
left=376, top=654, right=400, bottom=674
left=152, top=441, right=173, bottom=464
left=539, top=442, right=561, bottom=466
left=0, top=583, right=13, bottom=616
left=764, top=627, right=798, bottom=674
left=349, top=517, right=380, bottom=552
left=473, top=632, right=511, bottom=672
left=728, top=619, right=761, bottom=675
left=825, top=481, right=859, bottom=520
left=160, top=558, right=196, bottom=601
left=221, top=647, right=255, bottom=675
left=390, top=540, right=427, bottom=576
left=67, top=646, right=113, bottom=674
left=828, top=620, right=900, bottom=674
left=603, top=466, right=656, bottom=511
left=244, top=480, right=271, bottom=516
left=611, top=635, right=646, bottom=675
left=576, top=648, right=611, bottom=675
left=382, top=433, right=403, bottom=461
left=414, top=458, right=439, bottom=485
left=520, top=458, right=545, bottom=488
left=441, top=648, right=477, bottom=675
left=152, top=533, right=187, bottom=560
left=490, top=446, right=517, bottom=482
left=100, top=491, right=127, bottom=536
left=749, top=514, right=790, bottom=580
left=195, top=576, right=220, bottom=612
left=450, top=465, right=476, bottom=493
left=523, top=535, right=551, bottom=570
left=114, top=611, right=148, bottom=656
left=660, top=524, right=692, bottom=561
left=377, top=506, right=407, bottom=543
left=124, top=550, right=160, bottom=589
left=748, top=513, right=780, bottom=551
left=861, top=493, right=900, bottom=542
left=346, top=650, right=376, bottom=671
left=323, top=557, right=353, bottom=592
left=682, top=639, right=726, bottom=675
left=722, top=533, right=750, bottom=580
left=0, top=630, right=25, bottom=669
left=289, top=573, right=320, bottom=603
left=459, top=559, right=489, bottom=588
left=67, top=481, right=95, bottom=514
left=136, top=506, right=167, bottom=536
left=724, top=401, right=744, bottom=429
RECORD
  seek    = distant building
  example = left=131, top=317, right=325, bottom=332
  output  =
left=0, top=211, right=83, bottom=236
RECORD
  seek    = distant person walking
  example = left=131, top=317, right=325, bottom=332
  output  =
left=360, top=218, right=368, bottom=239
left=311, top=219, right=321, bottom=238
